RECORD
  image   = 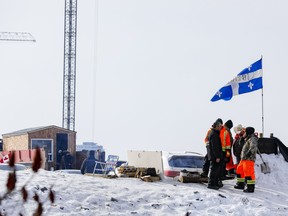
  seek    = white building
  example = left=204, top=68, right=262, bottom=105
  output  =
left=76, top=142, right=104, bottom=152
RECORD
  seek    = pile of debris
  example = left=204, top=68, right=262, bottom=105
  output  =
left=117, top=165, right=137, bottom=177
left=117, top=165, right=161, bottom=182
left=178, top=170, right=208, bottom=183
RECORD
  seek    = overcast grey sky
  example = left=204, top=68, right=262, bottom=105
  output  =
left=1, top=0, right=288, bottom=160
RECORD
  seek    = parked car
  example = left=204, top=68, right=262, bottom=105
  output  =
left=162, top=151, right=204, bottom=178
left=0, top=163, right=29, bottom=171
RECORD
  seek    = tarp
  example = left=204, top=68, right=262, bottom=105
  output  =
left=274, top=137, right=288, bottom=163
left=258, top=138, right=278, bottom=154
left=257, top=137, right=288, bottom=163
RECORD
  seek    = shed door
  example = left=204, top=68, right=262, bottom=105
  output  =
left=56, top=133, right=68, bottom=169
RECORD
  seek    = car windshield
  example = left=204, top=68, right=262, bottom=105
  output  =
left=168, top=155, right=204, bottom=168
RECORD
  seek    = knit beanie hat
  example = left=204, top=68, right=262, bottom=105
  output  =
left=245, top=127, right=255, bottom=136
left=216, top=118, right=223, bottom=125
left=212, top=121, right=222, bottom=129
left=225, top=120, right=233, bottom=129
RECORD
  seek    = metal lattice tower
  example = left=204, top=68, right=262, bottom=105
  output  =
left=62, top=0, right=77, bottom=131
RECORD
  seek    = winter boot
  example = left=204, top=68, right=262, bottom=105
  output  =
left=218, top=180, right=223, bottom=188
left=207, top=184, right=219, bottom=190
left=243, top=177, right=255, bottom=193
left=227, top=168, right=236, bottom=178
left=234, top=174, right=245, bottom=189
left=234, top=182, right=245, bottom=189
left=243, top=184, right=255, bottom=193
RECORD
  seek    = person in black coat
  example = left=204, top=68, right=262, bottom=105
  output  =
left=81, top=150, right=98, bottom=174
left=207, top=121, right=223, bottom=190
left=201, top=118, right=223, bottom=178
left=62, top=151, right=74, bottom=169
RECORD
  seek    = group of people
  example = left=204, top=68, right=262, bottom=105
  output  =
left=57, top=150, right=74, bottom=170
left=202, top=118, right=258, bottom=193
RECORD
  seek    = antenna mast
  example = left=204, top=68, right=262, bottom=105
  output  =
left=62, top=0, right=77, bottom=131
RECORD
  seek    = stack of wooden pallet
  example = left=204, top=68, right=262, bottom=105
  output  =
left=117, top=166, right=161, bottom=182
left=116, top=165, right=137, bottom=177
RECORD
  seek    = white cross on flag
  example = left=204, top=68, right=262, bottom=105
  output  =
left=211, top=58, right=263, bottom=102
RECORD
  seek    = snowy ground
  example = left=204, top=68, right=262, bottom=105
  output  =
left=0, top=153, right=288, bottom=216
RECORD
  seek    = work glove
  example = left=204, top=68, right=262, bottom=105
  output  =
left=224, top=150, right=231, bottom=163
left=226, top=150, right=231, bottom=157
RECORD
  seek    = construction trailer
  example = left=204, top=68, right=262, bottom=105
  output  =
left=2, top=125, right=76, bottom=170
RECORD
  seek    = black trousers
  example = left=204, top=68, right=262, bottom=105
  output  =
left=220, top=151, right=228, bottom=178
left=202, top=145, right=211, bottom=174
left=208, top=160, right=222, bottom=186
left=202, top=154, right=210, bottom=174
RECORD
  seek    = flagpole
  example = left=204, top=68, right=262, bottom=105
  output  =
left=261, top=56, right=264, bottom=136
left=262, top=88, right=264, bottom=136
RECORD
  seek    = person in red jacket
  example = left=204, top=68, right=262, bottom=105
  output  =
left=232, top=124, right=246, bottom=166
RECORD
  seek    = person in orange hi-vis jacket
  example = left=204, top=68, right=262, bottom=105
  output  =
left=234, top=127, right=258, bottom=193
left=219, top=120, right=233, bottom=182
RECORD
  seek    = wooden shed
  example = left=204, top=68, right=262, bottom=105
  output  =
left=2, top=125, right=76, bottom=170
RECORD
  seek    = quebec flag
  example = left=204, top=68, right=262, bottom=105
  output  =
left=211, top=58, right=263, bottom=102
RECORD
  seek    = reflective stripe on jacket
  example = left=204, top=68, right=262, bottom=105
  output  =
left=220, top=127, right=233, bottom=152
left=204, top=128, right=212, bottom=145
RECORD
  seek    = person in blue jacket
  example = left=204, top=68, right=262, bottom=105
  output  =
left=81, top=150, right=99, bottom=174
